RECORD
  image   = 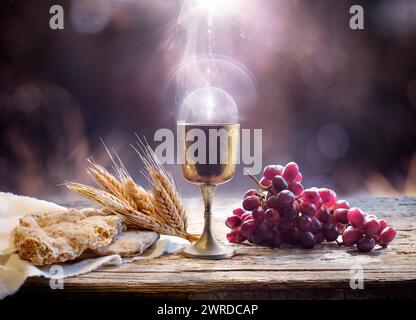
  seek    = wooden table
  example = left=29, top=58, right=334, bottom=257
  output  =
left=14, top=197, right=416, bottom=299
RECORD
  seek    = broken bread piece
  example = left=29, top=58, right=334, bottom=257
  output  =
left=93, top=230, right=159, bottom=257
left=13, top=208, right=125, bottom=266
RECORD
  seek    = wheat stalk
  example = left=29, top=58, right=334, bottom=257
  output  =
left=66, top=182, right=196, bottom=240
left=65, top=142, right=198, bottom=242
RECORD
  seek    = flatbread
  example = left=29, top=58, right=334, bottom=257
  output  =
left=13, top=208, right=124, bottom=266
left=93, top=230, right=159, bottom=257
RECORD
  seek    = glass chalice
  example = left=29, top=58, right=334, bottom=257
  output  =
left=178, top=87, right=239, bottom=259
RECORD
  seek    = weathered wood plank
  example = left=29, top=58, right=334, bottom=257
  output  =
left=17, top=196, right=416, bottom=299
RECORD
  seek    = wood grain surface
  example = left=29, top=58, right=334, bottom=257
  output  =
left=14, top=196, right=416, bottom=300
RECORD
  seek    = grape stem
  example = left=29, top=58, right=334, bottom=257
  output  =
left=248, top=174, right=267, bottom=193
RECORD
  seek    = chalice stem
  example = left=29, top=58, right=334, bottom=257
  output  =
left=199, top=183, right=217, bottom=244
left=182, top=183, right=235, bottom=259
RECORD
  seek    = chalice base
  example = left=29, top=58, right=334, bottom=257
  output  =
left=183, top=229, right=235, bottom=260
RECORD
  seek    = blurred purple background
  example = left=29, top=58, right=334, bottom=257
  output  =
left=0, top=0, right=415, bottom=199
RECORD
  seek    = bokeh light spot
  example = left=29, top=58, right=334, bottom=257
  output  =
left=13, top=83, right=42, bottom=112
left=317, top=123, right=349, bottom=160
left=70, top=0, right=113, bottom=34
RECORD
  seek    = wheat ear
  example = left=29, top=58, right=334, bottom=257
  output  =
left=150, top=169, right=188, bottom=228
left=122, top=177, right=153, bottom=214
left=134, top=141, right=188, bottom=229
left=86, top=160, right=138, bottom=210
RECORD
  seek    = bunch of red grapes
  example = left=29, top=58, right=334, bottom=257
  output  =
left=225, top=162, right=396, bottom=252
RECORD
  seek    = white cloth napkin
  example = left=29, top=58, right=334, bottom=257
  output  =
left=0, top=192, right=188, bottom=300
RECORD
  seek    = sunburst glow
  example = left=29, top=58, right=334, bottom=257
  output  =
left=193, top=0, right=242, bottom=16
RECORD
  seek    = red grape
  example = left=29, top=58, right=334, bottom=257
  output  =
left=272, top=176, right=289, bottom=193
left=283, top=162, right=299, bottom=182
left=265, top=190, right=274, bottom=200
left=333, top=199, right=350, bottom=210
left=257, top=223, right=274, bottom=243
left=297, top=215, right=313, bottom=232
left=226, top=229, right=239, bottom=243
left=301, top=189, right=322, bottom=208
left=276, top=190, right=295, bottom=205
left=284, top=202, right=299, bottom=221
left=240, top=219, right=256, bottom=237
left=363, top=218, right=380, bottom=237
left=241, top=212, right=254, bottom=222
left=278, top=217, right=296, bottom=233
left=289, top=181, right=304, bottom=196
left=377, top=219, right=388, bottom=234
left=260, top=177, right=272, bottom=187
left=347, top=208, right=365, bottom=229
left=237, top=231, right=248, bottom=242
left=288, top=229, right=301, bottom=245
left=276, top=165, right=284, bottom=175
left=337, top=223, right=346, bottom=234
left=298, top=201, right=316, bottom=217
left=225, top=215, right=242, bottom=229
left=265, top=208, right=280, bottom=224
left=266, top=194, right=279, bottom=209
left=333, top=208, right=349, bottom=224
left=300, top=231, right=316, bottom=249
left=318, top=188, right=337, bottom=208
left=233, top=208, right=245, bottom=216
left=323, top=223, right=339, bottom=241
left=315, top=232, right=325, bottom=244
left=357, top=236, right=376, bottom=252
left=294, top=172, right=303, bottom=182
left=327, top=214, right=336, bottom=224
left=316, top=207, right=331, bottom=223
left=270, top=230, right=282, bottom=247
left=342, top=226, right=363, bottom=246
left=244, top=189, right=258, bottom=198
left=251, top=231, right=266, bottom=245
left=310, top=217, right=322, bottom=234
left=252, top=207, right=266, bottom=223
left=280, top=232, right=291, bottom=244
left=242, top=195, right=261, bottom=211
left=378, top=227, right=396, bottom=247
left=263, top=165, right=283, bottom=179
